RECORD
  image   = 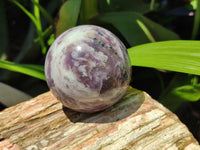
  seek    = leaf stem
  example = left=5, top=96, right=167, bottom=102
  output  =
left=9, top=0, right=47, bottom=54
left=150, top=0, right=155, bottom=11
left=33, top=0, right=47, bottom=54
left=31, top=0, right=53, bottom=24
left=34, top=25, right=53, bottom=43
left=191, top=0, right=200, bottom=40
left=136, top=19, right=156, bottom=42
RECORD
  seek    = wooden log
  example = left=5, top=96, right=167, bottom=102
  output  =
left=0, top=87, right=199, bottom=150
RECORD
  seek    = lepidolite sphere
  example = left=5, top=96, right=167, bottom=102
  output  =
left=45, top=25, right=131, bottom=113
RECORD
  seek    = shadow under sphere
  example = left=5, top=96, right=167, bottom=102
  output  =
left=62, top=87, right=145, bottom=123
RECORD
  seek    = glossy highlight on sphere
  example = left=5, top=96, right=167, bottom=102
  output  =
left=45, top=25, right=131, bottom=113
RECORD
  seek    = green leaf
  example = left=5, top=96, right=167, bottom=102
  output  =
left=9, top=0, right=47, bottom=54
left=190, top=0, right=198, bottom=10
left=173, top=85, right=200, bottom=101
left=31, top=0, right=53, bottom=24
left=128, top=40, right=200, bottom=76
left=99, top=11, right=180, bottom=46
left=98, top=0, right=153, bottom=14
left=106, top=0, right=110, bottom=5
left=159, top=74, right=199, bottom=111
left=80, top=0, right=98, bottom=24
left=34, top=25, right=53, bottom=44
left=0, top=59, right=45, bottom=81
left=136, top=19, right=155, bottom=42
left=191, top=0, right=200, bottom=39
left=47, top=33, right=55, bottom=46
left=55, top=0, right=81, bottom=37
left=150, top=0, right=156, bottom=11
left=33, top=0, right=47, bottom=54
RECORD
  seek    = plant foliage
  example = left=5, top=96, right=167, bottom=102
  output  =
left=1, top=0, right=200, bottom=110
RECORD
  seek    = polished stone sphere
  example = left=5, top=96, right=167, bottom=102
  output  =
left=45, top=25, right=131, bottom=113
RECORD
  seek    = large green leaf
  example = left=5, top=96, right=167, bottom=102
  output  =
left=55, top=0, right=81, bottom=37
left=0, top=59, right=45, bottom=80
left=80, top=0, right=98, bottom=24
left=98, top=11, right=180, bottom=46
left=128, top=40, right=200, bottom=75
left=98, top=0, right=154, bottom=14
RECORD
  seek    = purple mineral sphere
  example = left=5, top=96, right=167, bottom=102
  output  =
left=45, top=25, right=131, bottom=113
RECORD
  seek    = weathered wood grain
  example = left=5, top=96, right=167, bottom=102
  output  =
left=0, top=87, right=199, bottom=150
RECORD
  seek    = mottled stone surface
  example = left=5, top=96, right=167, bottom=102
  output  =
left=45, top=25, right=131, bottom=113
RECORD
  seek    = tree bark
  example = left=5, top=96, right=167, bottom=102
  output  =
left=0, top=87, right=199, bottom=150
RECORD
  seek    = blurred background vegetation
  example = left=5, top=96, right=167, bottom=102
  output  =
left=0, top=0, right=200, bottom=142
